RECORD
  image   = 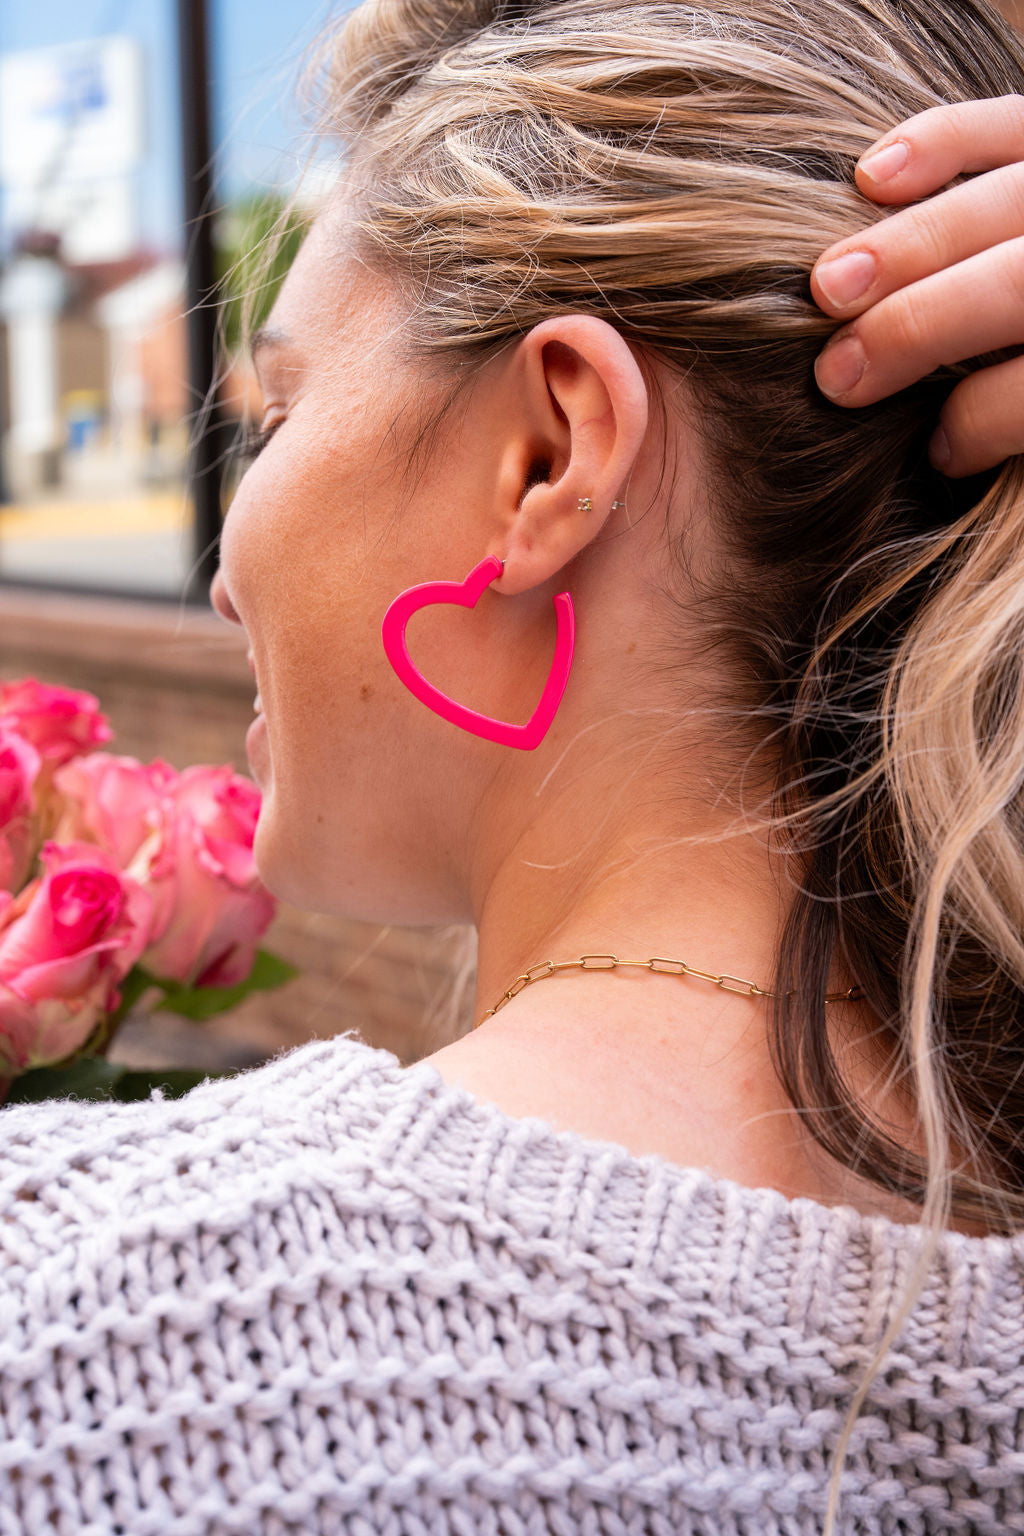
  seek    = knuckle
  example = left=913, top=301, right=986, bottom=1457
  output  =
left=1000, top=93, right=1024, bottom=149
left=906, top=206, right=953, bottom=275
left=877, top=290, right=935, bottom=369
left=945, top=101, right=981, bottom=159
left=1002, top=160, right=1024, bottom=219
left=1001, top=237, right=1024, bottom=311
left=904, top=165, right=1024, bottom=283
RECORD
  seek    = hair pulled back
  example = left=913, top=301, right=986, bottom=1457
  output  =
left=298, top=4, right=1024, bottom=1522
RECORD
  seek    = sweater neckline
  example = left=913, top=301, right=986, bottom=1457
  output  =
left=338, top=1034, right=1021, bottom=1361
left=392, top=1038, right=1006, bottom=1240
left=295, top=1032, right=1024, bottom=1331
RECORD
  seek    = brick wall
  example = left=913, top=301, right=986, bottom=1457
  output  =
left=0, top=588, right=475, bottom=1073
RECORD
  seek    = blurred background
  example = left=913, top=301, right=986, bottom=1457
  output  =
left=0, top=0, right=1019, bottom=1077
left=0, top=0, right=474, bottom=1074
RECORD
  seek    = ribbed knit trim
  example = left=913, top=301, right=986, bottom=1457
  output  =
left=352, top=1035, right=1024, bottom=1376
left=163, top=1027, right=1024, bottom=1380
left=2, top=1027, right=1021, bottom=1379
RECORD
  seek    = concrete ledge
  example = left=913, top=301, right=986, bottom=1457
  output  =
left=0, top=587, right=249, bottom=691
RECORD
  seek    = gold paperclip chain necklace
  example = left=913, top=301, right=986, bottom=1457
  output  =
left=476, top=952, right=863, bottom=1028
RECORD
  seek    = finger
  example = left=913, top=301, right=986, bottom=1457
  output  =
left=850, top=95, right=1024, bottom=206
left=930, top=354, right=1024, bottom=478
left=814, top=235, right=1024, bottom=408
left=812, top=163, right=1024, bottom=319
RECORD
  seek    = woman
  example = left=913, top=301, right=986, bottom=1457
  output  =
left=3, top=2, right=1024, bottom=1532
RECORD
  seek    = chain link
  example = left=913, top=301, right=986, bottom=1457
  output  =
left=476, top=953, right=863, bottom=1027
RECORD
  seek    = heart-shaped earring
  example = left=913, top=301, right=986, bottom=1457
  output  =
left=381, top=556, right=575, bottom=750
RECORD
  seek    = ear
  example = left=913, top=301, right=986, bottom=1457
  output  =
left=488, top=315, right=649, bottom=595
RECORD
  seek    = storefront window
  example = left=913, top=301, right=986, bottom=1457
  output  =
left=0, top=1, right=342, bottom=600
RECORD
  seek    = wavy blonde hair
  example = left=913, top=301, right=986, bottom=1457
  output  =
left=294, top=1, right=1024, bottom=1528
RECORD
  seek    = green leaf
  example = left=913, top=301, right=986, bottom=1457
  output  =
left=243, top=949, right=298, bottom=991
left=155, top=948, right=298, bottom=1022
left=3, top=1060, right=240, bottom=1105
left=5, top=1057, right=129, bottom=1103
left=119, top=967, right=158, bottom=1014
left=110, top=1068, right=237, bottom=1101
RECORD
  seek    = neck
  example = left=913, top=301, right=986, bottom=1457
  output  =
left=429, top=734, right=976, bottom=1233
left=469, top=776, right=792, bottom=1029
left=429, top=784, right=878, bottom=1211
left=431, top=785, right=907, bottom=1219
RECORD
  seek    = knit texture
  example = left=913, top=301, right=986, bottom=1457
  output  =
left=0, top=1030, right=1022, bottom=1536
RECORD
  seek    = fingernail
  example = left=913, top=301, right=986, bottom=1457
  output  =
left=929, top=426, right=951, bottom=470
left=816, top=251, right=876, bottom=308
left=859, top=140, right=909, bottom=183
left=816, top=334, right=867, bottom=400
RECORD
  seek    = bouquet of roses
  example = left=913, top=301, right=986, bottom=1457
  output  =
left=0, top=678, right=293, bottom=1106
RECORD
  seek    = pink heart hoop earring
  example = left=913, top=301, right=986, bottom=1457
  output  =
left=381, top=555, right=575, bottom=751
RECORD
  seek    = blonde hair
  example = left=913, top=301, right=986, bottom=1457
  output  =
left=297, top=1, right=1024, bottom=1528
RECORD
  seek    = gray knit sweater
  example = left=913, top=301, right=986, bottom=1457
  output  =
left=0, top=1031, right=1021, bottom=1535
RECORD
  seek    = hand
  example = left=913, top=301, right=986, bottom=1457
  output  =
left=811, top=96, right=1024, bottom=478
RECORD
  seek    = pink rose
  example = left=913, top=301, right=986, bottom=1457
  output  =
left=0, top=726, right=41, bottom=893
left=134, top=765, right=274, bottom=989
left=54, top=753, right=178, bottom=869
left=0, top=841, right=152, bottom=1072
left=0, top=678, right=112, bottom=768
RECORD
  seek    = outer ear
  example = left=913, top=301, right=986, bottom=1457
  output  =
left=489, top=315, right=649, bottom=595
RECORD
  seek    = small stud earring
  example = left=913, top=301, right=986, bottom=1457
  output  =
left=612, top=499, right=626, bottom=510
left=578, top=496, right=593, bottom=513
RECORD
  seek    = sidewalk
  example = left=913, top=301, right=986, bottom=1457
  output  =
left=0, top=491, right=194, bottom=593
left=0, top=491, right=185, bottom=541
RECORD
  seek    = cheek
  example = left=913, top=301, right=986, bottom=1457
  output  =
left=247, top=564, right=405, bottom=871
left=218, top=463, right=290, bottom=635
left=222, top=450, right=355, bottom=706
left=220, top=421, right=458, bottom=913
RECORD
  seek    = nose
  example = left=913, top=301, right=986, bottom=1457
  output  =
left=210, top=568, right=242, bottom=626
